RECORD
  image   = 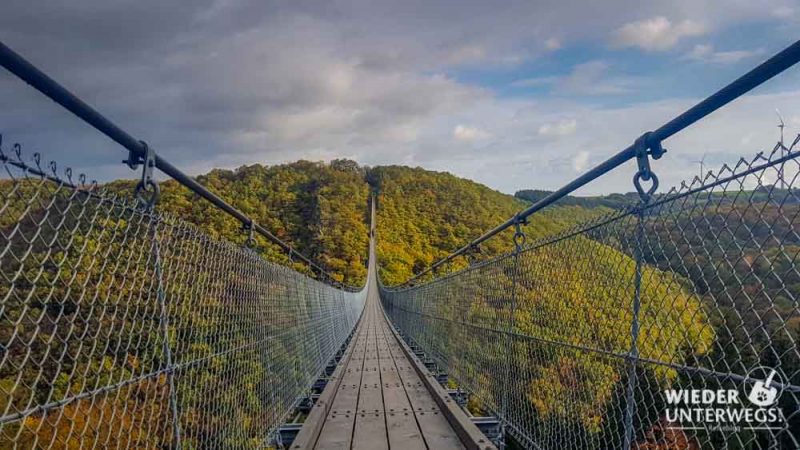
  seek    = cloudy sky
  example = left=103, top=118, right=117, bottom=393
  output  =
left=1, top=0, right=800, bottom=195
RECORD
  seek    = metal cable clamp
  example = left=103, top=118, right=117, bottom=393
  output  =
left=124, top=141, right=159, bottom=208
left=632, top=131, right=665, bottom=202
left=512, top=215, right=527, bottom=253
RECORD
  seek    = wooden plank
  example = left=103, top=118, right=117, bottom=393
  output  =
left=383, top=311, right=498, bottom=450
left=296, top=215, right=495, bottom=450
left=378, top=322, right=426, bottom=450
left=314, top=413, right=357, bottom=450
left=352, top=412, right=388, bottom=450
left=352, top=310, right=388, bottom=450
left=414, top=409, right=467, bottom=450
left=292, top=313, right=365, bottom=450
left=387, top=341, right=464, bottom=450
left=314, top=314, right=370, bottom=449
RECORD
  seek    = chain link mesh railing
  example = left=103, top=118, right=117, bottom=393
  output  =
left=381, top=136, right=800, bottom=449
left=0, top=141, right=366, bottom=449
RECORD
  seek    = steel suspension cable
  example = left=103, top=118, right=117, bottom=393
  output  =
left=402, top=39, right=800, bottom=286
left=0, top=40, right=345, bottom=286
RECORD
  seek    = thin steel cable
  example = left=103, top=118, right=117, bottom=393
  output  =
left=382, top=136, right=800, bottom=449
left=0, top=141, right=366, bottom=449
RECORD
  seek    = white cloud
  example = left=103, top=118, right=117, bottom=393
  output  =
left=413, top=88, right=800, bottom=196
left=265, top=107, right=358, bottom=142
left=510, top=76, right=558, bottom=88
left=611, top=16, right=707, bottom=51
left=514, top=60, right=637, bottom=95
left=538, top=118, right=577, bottom=137
left=0, top=0, right=796, bottom=195
left=772, top=6, right=795, bottom=19
left=453, top=124, right=492, bottom=141
left=683, top=44, right=763, bottom=64
left=572, top=150, right=590, bottom=172
left=545, top=37, right=561, bottom=50
left=558, top=61, right=631, bottom=95
left=447, top=45, right=487, bottom=65
left=683, top=43, right=713, bottom=60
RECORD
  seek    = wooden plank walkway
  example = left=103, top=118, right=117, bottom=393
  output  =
left=293, top=206, right=496, bottom=450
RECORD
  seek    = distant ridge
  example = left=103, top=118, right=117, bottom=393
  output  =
left=514, top=189, right=639, bottom=209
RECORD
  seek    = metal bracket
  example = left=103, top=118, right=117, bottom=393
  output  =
left=465, top=243, right=481, bottom=265
left=632, top=132, right=665, bottom=202
left=242, top=220, right=256, bottom=248
left=512, top=214, right=527, bottom=252
left=124, top=141, right=159, bottom=207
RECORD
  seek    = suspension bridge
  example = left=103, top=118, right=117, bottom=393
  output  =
left=1, top=39, right=800, bottom=450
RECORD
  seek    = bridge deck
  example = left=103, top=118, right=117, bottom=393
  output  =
left=318, top=296, right=464, bottom=449
left=293, top=214, right=495, bottom=449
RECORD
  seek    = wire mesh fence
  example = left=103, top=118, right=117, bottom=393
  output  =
left=381, top=137, right=800, bottom=449
left=0, top=141, right=366, bottom=449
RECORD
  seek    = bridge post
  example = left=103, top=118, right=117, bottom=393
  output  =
left=124, top=136, right=184, bottom=449
left=151, top=218, right=183, bottom=449
left=499, top=219, right=526, bottom=448
left=623, top=140, right=659, bottom=449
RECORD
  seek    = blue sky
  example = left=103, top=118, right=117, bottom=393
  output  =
left=455, top=19, right=796, bottom=105
left=1, top=0, right=799, bottom=194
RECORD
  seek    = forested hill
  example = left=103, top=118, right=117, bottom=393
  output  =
left=369, top=166, right=608, bottom=285
left=100, top=160, right=608, bottom=287
left=514, top=189, right=640, bottom=209
left=369, top=166, right=525, bottom=286
left=108, top=159, right=372, bottom=286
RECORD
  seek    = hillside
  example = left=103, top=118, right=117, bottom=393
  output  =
left=107, top=159, right=372, bottom=286
left=369, top=166, right=609, bottom=285
left=514, top=189, right=640, bottom=210
left=0, top=159, right=738, bottom=447
left=100, top=162, right=607, bottom=287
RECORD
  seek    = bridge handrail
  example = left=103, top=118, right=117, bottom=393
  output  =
left=401, top=39, right=800, bottom=286
left=380, top=138, right=800, bottom=448
left=0, top=41, right=348, bottom=287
